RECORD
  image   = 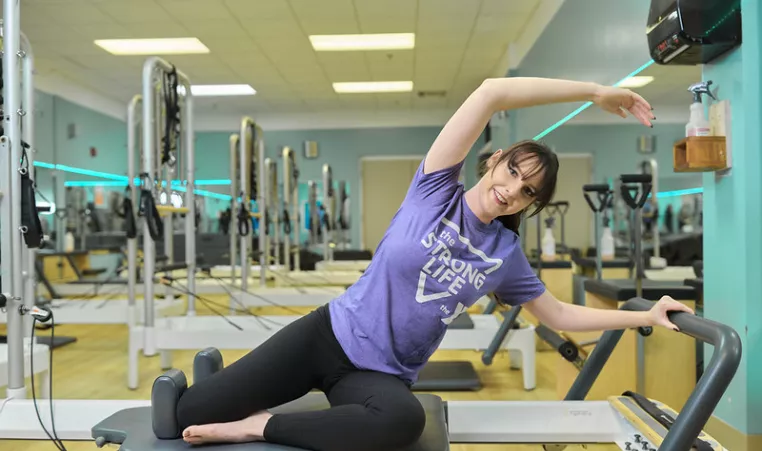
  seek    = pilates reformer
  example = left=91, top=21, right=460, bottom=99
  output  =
left=270, top=164, right=365, bottom=287
left=4, top=94, right=187, bottom=328
left=85, top=297, right=739, bottom=451
left=191, top=127, right=346, bottom=308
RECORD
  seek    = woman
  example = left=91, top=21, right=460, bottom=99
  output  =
left=177, top=77, right=692, bottom=451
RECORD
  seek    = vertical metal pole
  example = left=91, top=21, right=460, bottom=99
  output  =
left=184, top=83, right=196, bottom=316
left=293, top=165, right=301, bottom=272
left=322, top=164, right=332, bottom=261
left=239, top=119, right=251, bottom=290
left=21, top=33, right=36, bottom=335
left=2, top=1, right=26, bottom=398
left=229, top=133, right=238, bottom=302
left=269, top=160, right=280, bottom=269
left=141, top=60, right=157, bottom=355
left=634, top=199, right=645, bottom=395
left=127, top=95, right=140, bottom=325
left=282, top=147, right=292, bottom=272
left=650, top=159, right=659, bottom=259
left=255, top=126, right=267, bottom=287
left=594, top=210, right=602, bottom=280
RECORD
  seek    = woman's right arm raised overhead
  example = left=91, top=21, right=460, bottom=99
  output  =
left=423, top=77, right=655, bottom=174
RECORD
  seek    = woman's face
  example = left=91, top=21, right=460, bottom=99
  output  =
left=480, top=150, right=544, bottom=218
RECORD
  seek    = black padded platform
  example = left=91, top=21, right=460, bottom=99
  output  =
left=584, top=278, right=696, bottom=301
left=572, top=256, right=632, bottom=269
left=447, top=312, right=473, bottom=329
left=412, top=361, right=481, bottom=391
left=529, top=260, right=572, bottom=269
left=91, top=393, right=449, bottom=451
left=0, top=334, right=77, bottom=349
left=684, top=277, right=703, bottom=292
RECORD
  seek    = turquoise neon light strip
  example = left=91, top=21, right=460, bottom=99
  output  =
left=533, top=59, right=656, bottom=140
left=656, top=187, right=703, bottom=198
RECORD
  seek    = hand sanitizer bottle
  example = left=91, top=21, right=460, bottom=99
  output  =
left=686, top=81, right=716, bottom=137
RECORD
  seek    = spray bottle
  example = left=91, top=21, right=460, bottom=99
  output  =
left=541, top=217, right=556, bottom=261
left=686, top=81, right=716, bottom=137
left=600, top=214, right=615, bottom=260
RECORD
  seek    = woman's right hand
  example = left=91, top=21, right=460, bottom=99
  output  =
left=592, top=85, right=655, bottom=127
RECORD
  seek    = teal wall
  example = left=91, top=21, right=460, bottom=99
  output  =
left=700, top=0, right=761, bottom=434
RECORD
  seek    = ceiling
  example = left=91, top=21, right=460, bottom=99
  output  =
left=7, top=0, right=563, bottom=129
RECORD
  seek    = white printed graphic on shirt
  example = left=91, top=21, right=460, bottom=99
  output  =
left=417, top=218, right=503, bottom=324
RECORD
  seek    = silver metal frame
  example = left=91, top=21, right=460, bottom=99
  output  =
left=322, top=163, right=333, bottom=260
left=237, top=118, right=266, bottom=290
left=141, top=57, right=195, bottom=355
left=282, top=146, right=301, bottom=272
left=1, top=8, right=36, bottom=399
left=127, top=95, right=142, bottom=326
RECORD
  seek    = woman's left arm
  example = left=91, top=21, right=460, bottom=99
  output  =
left=524, top=290, right=694, bottom=332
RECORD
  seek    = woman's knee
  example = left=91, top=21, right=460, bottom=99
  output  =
left=373, top=398, right=426, bottom=449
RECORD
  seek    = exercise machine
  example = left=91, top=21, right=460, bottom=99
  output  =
left=571, top=183, right=631, bottom=305
left=271, top=164, right=364, bottom=287
left=89, top=296, right=740, bottom=451
left=582, top=174, right=698, bottom=408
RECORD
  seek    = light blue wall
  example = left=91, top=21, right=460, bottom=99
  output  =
left=700, top=0, right=762, bottom=434
left=512, top=0, right=653, bottom=140
left=541, top=123, right=702, bottom=190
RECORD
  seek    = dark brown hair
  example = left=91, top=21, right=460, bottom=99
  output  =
left=478, top=140, right=559, bottom=235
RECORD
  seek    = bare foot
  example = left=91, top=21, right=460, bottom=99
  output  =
left=182, top=411, right=273, bottom=445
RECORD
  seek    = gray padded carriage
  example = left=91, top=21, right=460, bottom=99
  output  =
left=91, top=393, right=449, bottom=451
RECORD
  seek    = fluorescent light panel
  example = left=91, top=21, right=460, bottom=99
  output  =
left=310, top=33, right=415, bottom=51
left=94, top=37, right=209, bottom=55
left=191, top=84, right=256, bottom=96
left=617, top=76, right=655, bottom=88
left=333, top=81, right=413, bottom=93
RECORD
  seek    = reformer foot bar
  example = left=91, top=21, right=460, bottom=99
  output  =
left=85, top=298, right=738, bottom=451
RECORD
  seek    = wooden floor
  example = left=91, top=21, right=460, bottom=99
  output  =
left=0, top=297, right=618, bottom=451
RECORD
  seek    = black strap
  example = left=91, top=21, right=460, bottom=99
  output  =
left=161, top=66, right=180, bottom=167
left=138, top=176, right=163, bottom=241
left=621, top=391, right=713, bottom=451
left=283, top=208, right=291, bottom=235
left=20, top=170, right=44, bottom=249
left=123, top=197, right=138, bottom=239
left=237, top=200, right=250, bottom=237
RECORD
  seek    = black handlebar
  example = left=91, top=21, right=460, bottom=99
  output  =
left=619, top=173, right=652, bottom=210
left=582, top=184, right=612, bottom=213
left=620, top=174, right=652, bottom=184
left=482, top=304, right=522, bottom=365
left=566, top=297, right=742, bottom=451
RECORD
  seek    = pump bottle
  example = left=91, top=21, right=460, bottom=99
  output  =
left=541, top=217, right=556, bottom=261
left=600, top=215, right=614, bottom=260
left=686, top=81, right=716, bottom=137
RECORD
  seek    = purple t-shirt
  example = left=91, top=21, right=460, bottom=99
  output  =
left=329, top=159, right=546, bottom=383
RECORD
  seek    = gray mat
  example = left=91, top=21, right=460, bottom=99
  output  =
left=92, top=393, right=449, bottom=451
left=412, top=361, right=481, bottom=391
left=448, top=313, right=473, bottom=329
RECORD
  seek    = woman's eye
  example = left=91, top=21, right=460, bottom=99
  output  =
left=509, top=167, right=517, bottom=176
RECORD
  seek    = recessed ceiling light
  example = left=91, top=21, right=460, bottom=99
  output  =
left=616, top=76, right=655, bottom=88
left=310, top=33, right=415, bottom=51
left=94, top=38, right=210, bottom=55
left=190, top=84, right=256, bottom=96
left=333, top=81, right=414, bottom=93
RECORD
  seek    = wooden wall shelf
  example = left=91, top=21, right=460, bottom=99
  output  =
left=673, top=136, right=727, bottom=172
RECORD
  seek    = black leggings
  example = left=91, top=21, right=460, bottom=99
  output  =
left=176, top=304, right=426, bottom=451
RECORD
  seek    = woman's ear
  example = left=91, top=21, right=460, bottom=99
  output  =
left=487, top=149, right=503, bottom=168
